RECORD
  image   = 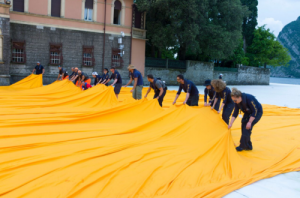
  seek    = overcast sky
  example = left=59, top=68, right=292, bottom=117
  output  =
left=258, top=0, right=300, bottom=37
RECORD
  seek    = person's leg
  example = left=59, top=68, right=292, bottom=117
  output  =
left=222, top=102, right=235, bottom=124
left=187, top=95, right=199, bottom=106
left=239, top=112, right=262, bottom=151
left=136, top=85, right=143, bottom=100
left=158, top=89, right=167, bottom=107
left=132, top=87, right=137, bottom=99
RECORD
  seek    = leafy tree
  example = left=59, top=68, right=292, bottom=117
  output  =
left=240, top=0, right=258, bottom=52
left=136, top=0, right=248, bottom=60
left=246, top=26, right=291, bottom=68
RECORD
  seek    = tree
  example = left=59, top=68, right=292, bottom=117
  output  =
left=136, top=0, right=248, bottom=60
left=246, top=26, right=291, bottom=68
left=240, top=0, right=258, bottom=52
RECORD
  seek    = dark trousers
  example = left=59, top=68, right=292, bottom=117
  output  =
left=210, top=99, right=220, bottom=111
left=240, top=112, right=263, bottom=150
left=187, top=94, right=199, bottom=106
left=154, top=88, right=167, bottom=107
left=222, top=102, right=235, bottom=124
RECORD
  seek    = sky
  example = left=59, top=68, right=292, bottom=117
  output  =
left=258, top=0, right=300, bottom=37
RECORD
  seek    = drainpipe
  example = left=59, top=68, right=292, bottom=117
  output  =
left=102, top=0, right=107, bottom=71
left=130, top=4, right=134, bottom=64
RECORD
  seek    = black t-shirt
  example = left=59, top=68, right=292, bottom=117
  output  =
left=110, top=70, right=122, bottom=84
left=81, top=72, right=90, bottom=81
left=35, top=65, right=44, bottom=75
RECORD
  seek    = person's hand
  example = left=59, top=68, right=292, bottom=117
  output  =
left=156, top=96, right=160, bottom=99
left=183, top=101, right=186, bottom=105
left=204, top=102, right=207, bottom=106
left=172, top=101, right=176, bottom=105
left=110, top=84, right=114, bottom=87
left=144, top=94, right=147, bottom=98
left=218, top=110, right=221, bottom=114
left=211, top=106, right=214, bottom=110
left=246, top=122, right=252, bottom=130
left=130, top=89, right=134, bottom=93
left=123, top=85, right=127, bottom=88
left=208, top=102, right=211, bottom=106
left=228, top=124, right=232, bottom=129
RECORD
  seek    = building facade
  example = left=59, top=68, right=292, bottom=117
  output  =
left=0, top=0, right=146, bottom=85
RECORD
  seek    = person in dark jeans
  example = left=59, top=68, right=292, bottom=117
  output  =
left=228, top=88, right=263, bottom=151
left=204, top=79, right=220, bottom=111
left=211, top=79, right=235, bottom=124
left=32, top=61, right=44, bottom=75
left=144, top=74, right=167, bottom=107
left=173, top=75, right=199, bottom=106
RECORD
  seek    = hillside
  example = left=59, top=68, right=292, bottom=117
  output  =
left=270, top=16, right=300, bottom=78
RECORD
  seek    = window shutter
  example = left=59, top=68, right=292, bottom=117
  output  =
left=51, top=0, right=61, bottom=17
left=13, top=0, right=24, bottom=12
left=114, top=0, right=122, bottom=11
left=85, top=0, right=93, bottom=9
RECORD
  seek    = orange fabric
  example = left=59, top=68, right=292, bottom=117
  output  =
left=0, top=75, right=300, bottom=197
left=63, top=76, right=69, bottom=80
left=84, top=79, right=91, bottom=84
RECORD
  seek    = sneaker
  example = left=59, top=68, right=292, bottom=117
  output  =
left=236, top=147, right=244, bottom=152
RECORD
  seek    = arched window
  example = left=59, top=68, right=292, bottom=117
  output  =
left=113, top=0, right=122, bottom=25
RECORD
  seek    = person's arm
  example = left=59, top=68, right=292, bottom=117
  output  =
left=111, top=79, right=118, bottom=86
left=124, top=77, right=133, bottom=87
left=247, top=98, right=259, bottom=129
left=57, top=73, right=61, bottom=80
left=130, top=78, right=138, bottom=93
left=173, top=86, right=182, bottom=105
left=104, top=79, right=111, bottom=85
left=32, top=69, right=36, bottom=74
left=157, top=87, right=164, bottom=99
left=42, top=68, right=45, bottom=75
left=62, top=73, right=65, bottom=80
left=228, top=117, right=236, bottom=129
left=211, top=93, right=219, bottom=110
left=183, top=93, right=190, bottom=105
left=183, top=83, right=192, bottom=105
left=144, top=87, right=151, bottom=98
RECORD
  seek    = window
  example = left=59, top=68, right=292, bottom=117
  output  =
left=11, top=41, right=26, bottom=64
left=51, top=0, right=61, bottom=17
left=113, top=0, right=122, bottom=25
left=13, top=0, right=24, bottom=12
left=84, top=0, right=93, bottom=21
left=49, top=44, right=62, bottom=65
left=82, top=46, right=94, bottom=66
left=111, top=49, right=123, bottom=68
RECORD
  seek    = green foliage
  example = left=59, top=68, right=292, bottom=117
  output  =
left=240, top=0, right=258, bottom=48
left=246, top=26, right=291, bottom=67
left=136, top=0, right=248, bottom=60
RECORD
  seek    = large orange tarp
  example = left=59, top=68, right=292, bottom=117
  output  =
left=0, top=76, right=300, bottom=198
left=0, top=74, right=43, bottom=92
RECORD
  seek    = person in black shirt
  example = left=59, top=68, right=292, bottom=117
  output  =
left=211, top=79, right=235, bottom=124
left=173, top=75, right=199, bottom=106
left=32, top=61, right=44, bottom=75
left=99, top=68, right=110, bottom=86
left=228, top=88, right=263, bottom=151
left=69, top=67, right=75, bottom=79
left=92, top=72, right=102, bottom=86
left=219, top=74, right=223, bottom=80
left=204, top=80, right=220, bottom=111
left=105, top=67, right=122, bottom=98
left=144, top=74, right=167, bottom=107
left=57, top=65, right=69, bottom=80
left=70, top=67, right=79, bottom=84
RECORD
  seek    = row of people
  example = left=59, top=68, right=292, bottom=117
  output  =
left=34, top=62, right=262, bottom=152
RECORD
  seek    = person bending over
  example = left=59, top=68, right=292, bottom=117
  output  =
left=144, top=74, right=167, bottom=107
left=173, top=75, right=199, bottom=106
left=211, top=79, right=235, bottom=124
left=228, top=88, right=263, bottom=152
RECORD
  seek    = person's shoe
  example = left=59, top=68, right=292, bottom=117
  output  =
left=246, top=146, right=253, bottom=151
left=236, top=147, right=244, bottom=152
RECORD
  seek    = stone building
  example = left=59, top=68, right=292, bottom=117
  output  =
left=0, top=0, right=146, bottom=85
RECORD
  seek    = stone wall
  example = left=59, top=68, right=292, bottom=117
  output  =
left=9, top=23, right=131, bottom=84
left=144, top=62, right=270, bottom=86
